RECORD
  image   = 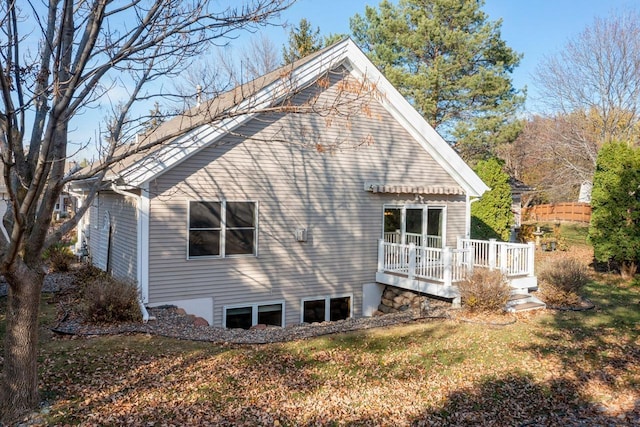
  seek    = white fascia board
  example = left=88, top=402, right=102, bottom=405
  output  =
left=122, top=40, right=353, bottom=188
left=342, top=42, right=489, bottom=198
left=122, top=114, right=251, bottom=187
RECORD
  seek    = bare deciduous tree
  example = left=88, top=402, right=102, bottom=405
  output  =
left=176, top=33, right=282, bottom=110
left=534, top=9, right=640, bottom=145
left=508, top=10, right=640, bottom=203
left=0, top=0, right=300, bottom=422
left=0, top=1, right=384, bottom=421
left=501, top=114, right=599, bottom=203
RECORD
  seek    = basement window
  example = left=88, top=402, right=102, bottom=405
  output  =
left=302, top=295, right=352, bottom=324
left=223, top=301, right=284, bottom=329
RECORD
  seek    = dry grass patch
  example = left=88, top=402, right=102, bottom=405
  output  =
left=538, top=257, right=591, bottom=307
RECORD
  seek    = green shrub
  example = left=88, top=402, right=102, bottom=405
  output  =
left=538, top=258, right=589, bottom=294
left=470, top=158, right=514, bottom=241
left=457, top=269, right=510, bottom=312
left=43, top=242, right=74, bottom=272
left=82, top=276, right=141, bottom=323
left=588, top=141, right=640, bottom=277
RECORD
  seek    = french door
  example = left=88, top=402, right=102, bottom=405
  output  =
left=383, top=205, right=445, bottom=248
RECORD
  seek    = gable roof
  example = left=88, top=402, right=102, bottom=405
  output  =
left=106, top=38, right=488, bottom=197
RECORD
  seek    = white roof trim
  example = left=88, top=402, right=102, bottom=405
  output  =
left=119, top=38, right=487, bottom=197
left=341, top=42, right=488, bottom=197
left=119, top=114, right=251, bottom=185
left=122, top=40, right=354, bottom=187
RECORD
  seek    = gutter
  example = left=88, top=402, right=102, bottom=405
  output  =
left=110, top=183, right=153, bottom=323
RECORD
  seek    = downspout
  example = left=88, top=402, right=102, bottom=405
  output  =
left=110, top=183, right=151, bottom=323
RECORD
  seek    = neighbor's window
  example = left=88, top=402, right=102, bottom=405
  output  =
left=224, top=302, right=284, bottom=329
left=188, top=201, right=256, bottom=258
left=302, top=296, right=351, bottom=323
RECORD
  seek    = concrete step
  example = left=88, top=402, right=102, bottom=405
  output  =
left=509, top=275, right=538, bottom=290
left=508, top=293, right=530, bottom=302
left=507, top=301, right=546, bottom=312
left=505, top=292, right=546, bottom=312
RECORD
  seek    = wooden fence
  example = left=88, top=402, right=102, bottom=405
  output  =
left=522, top=203, right=591, bottom=223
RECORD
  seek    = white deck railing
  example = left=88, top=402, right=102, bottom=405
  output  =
left=377, top=240, right=472, bottom=286
left=457, top=238, right=535, bottom=277
left=377, top=238, right=535, bottom=287
left=383, top=232, right=443, bottom=248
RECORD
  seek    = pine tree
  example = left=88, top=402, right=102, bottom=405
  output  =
left=282, top=18, right=323, bottom=64
left=350, top=0, right=524, bottom=161
left=143, top=102, right=165, bottom=133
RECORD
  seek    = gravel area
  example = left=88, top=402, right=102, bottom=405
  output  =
left=0, top=270, right=454, bottom=345
left=52, top=306, right=452, bottom=344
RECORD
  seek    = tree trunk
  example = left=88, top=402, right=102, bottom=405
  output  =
left=0, top=265, right=44, bottom=424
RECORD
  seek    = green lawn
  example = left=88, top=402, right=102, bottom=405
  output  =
left=1, top=259, right=639, bottom=425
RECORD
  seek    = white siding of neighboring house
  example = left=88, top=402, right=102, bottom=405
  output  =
left=0, top=196, right=9, bottom=242
left=88, top=192, right=138, bottom=281
left=145, top=69, right=468, bottom=327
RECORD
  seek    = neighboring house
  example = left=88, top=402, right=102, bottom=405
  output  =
left=509, top=177, right=533, bottom=241
left=72, top=39, right=538, bottom=327
left=0, top=177, right=8, bottom=242
left=578, top=180, right=592, bottom=203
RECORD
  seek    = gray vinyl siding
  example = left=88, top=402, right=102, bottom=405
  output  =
left=147, top=70, right=467, bottom=326
left=88, top=192, right=138, bottom=281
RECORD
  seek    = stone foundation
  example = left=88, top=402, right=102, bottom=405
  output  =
left=373, top=286, right=431, bottom=316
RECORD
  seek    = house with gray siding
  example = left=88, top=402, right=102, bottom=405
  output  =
left=73, top=39, right=539, bottom=327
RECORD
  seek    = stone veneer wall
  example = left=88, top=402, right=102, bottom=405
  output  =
left=374, top=286, right=431, bottom=316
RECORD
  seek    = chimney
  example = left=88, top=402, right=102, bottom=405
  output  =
left=196, top=85, right=202, bottom=106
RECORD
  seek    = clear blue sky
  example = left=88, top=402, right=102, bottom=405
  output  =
left=69, top=0, right=639, bottom=158
left=251, top=0, right=638, bottom=112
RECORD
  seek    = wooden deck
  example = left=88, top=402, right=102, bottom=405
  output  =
left=376, top=238, right=538, bottom=305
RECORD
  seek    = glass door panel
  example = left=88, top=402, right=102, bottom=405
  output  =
left=427, top=207, right=444, bottom=247
left=383, top=207, right=402, bottom=243
left=405, top=208, right=423, bottom=246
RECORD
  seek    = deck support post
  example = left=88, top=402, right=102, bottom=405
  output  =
left=443, top=246, right=453, bottom=287
left=408, top=243, right=416, bottom=279
left=527, top=241, right=535, bottom=277
left=488, top=239, right=497, bottom=270
left=377, top=239, right=384, bottom=273
left=452, top=296, right=461, bottom=308
left=500, top=243, right=508, bottom=274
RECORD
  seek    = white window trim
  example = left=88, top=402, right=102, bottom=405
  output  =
left=382, top=204, right=447, bottom=248
left=300, top=293, right=353, bottom=323
left=222, top=299, right=285, bottom=328
left=187, top=200, right=259, bottom=260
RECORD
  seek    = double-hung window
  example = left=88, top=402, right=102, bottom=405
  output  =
left=188, top=201, right=256, bottom=258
